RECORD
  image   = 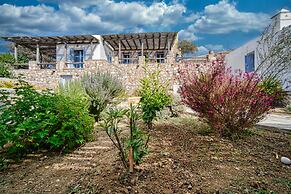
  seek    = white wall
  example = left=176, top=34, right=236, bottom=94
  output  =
left=225, top=37, right=259, bottom=72
left=56, top=35, right=114, bottom=62
left=225, top=9, right=291, bottom=91
left=56, top=43, right=98, bottom=62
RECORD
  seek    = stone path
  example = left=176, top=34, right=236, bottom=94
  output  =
left=257, top=113, right=291, bottom=132
left=52, top=131, right=114, bottom=170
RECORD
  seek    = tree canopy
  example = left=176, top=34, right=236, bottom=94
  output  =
left=178, top=40, right=197, bottom=56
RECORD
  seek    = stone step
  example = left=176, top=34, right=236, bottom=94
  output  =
left=64, top=156, right=93, bottom=161
left=80, top=146, right=112, bottom=150
left=52, top=162, right=95, bottom=170
left=73, top=150, right=97, bottom=155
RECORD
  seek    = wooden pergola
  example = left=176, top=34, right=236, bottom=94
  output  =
left=1, top=35, right=99, bottom=63
left=103, top=32, right=178, bottom=57
left=2, top=32, right=178, bottom=65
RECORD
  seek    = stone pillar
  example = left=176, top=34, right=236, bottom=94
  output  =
left=138, top=56, right=145, bottom=65
left=14, top=44, right=18, bottom=62
left=207, top=51, right=216, bottom=62
left=29, top=61, right=40, bottom=70
left=56, top=61, right=65, bottom=70
left=113, top=56, right=119, bottom=65
left=36, top=44, right=40, bottom=64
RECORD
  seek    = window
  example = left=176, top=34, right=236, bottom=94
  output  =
left=107, top=54, right=112, bottom=63
left=156, top=52, right=165, bottom=63
left=73, top=49, right=84, bottom=68
left=122, top=53, right=131, bottom=64
left=245, top=52, right=255, bottom=72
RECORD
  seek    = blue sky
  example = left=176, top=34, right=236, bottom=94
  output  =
left=0, top=0, right=290, bottom=54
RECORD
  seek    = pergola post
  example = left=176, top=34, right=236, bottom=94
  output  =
left=64, top=43, right=67, bottom=62
left=167, top=40, right=171, bottom=63
left=14, top=44, right=18, bottom=62
left=36, top=44, right=40, bottom=63
left=141, top=42, right=144, bottom=56
left=118, top=41, right=121, bottom=63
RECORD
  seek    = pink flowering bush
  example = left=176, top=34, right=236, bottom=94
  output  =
left=179, top=58, right=274, bottom=137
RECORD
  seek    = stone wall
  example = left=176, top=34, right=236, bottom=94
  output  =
left=13, top=60, right=182, bottom=94
left=12, top=50, right=216, bottom=95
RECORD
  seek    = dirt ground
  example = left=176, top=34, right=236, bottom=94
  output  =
left=0, top=116, right=290, bottom=194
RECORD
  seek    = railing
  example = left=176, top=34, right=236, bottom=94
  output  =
left=145, top=57, right=166, bottom=64
left=118, top=57, right=166, bottom=64
left=39, top=63, right=56, bottom=69
left=119, top=57, right=139, bottom=64
left=13, top=63, right=29, bottom=69
left=65, top=62, right=84, bottom=69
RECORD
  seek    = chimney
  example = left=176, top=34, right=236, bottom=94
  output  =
left=271, top=9, right=291, bottom=32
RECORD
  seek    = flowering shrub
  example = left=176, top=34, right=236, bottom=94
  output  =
left=179, top=59, right=274, bottom=137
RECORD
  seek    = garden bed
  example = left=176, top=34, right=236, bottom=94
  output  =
left=0, top=116, right=290, bottom=193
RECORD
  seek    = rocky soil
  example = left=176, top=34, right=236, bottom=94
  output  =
left=0, top=116, right=290, bottom=193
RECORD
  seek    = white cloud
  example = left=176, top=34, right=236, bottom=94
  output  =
left=205, top=44, right=224, bottom=51
left=0, top=1, right=186, bottom=36
left=0, top=4, right=68, bottom=36
left=178, top=28, right=198, bottom=41
left=196, top=46, right=209, bottom=56
left=179, top=0, right=270, bottom=41
left=194, top=44, right=225, bottom=56
left=194, top=0, right=270, bottom=34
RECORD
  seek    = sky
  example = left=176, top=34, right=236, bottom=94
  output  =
left=0, top=0, right=290, bottom=55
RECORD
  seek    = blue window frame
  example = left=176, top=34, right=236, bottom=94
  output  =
left=156, top=52, right=165, bottom=63
left=73, top=50, right=84, bottom=68
left=122, top=53, right=131, bottom=64
left=245, top=52, right=255, bottom=72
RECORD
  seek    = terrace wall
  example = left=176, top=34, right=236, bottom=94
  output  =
left=12, top=60, right=182, bottom=94
left=12, top=52, right=215, bottom=95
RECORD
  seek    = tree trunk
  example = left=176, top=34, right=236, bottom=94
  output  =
left=129, top=146, right=134, bottom=173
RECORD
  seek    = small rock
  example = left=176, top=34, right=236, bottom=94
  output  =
left=119, top=188, right=129, bottom=194
left=161, top=152, right=170, bottom=157
left=281, top=156, right=291, bottom=165
left=188, top=184, right=193, bottom=189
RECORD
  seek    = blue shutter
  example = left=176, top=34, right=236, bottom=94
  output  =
left=245, top=52, right=255, bottom=72
left=69, top=48, right=74, bottom=62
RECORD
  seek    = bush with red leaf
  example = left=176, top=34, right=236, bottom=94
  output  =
left=179, top=58, right=274, bottom=137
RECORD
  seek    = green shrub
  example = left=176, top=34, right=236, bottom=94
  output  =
left=126, top=104, right=148, bottom=165
left=82, top=72, right=124, bottom=122
left=0, top=54, right=15, bottom=64
left=0, top=54, right=14, bottom=78
left=57, top=79, right=89, bottom=104
left=100, top=104, right=148, bottom=172
left=138, top=67, right=172, bottom=130
left=0, top=53, right=30, bottom=77
left=0, top=81, right=94, bottom=157
left=258, top=78, right=288, bottom=107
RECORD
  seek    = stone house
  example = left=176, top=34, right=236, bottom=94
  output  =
left=2, top=32, right=180, bottom=93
